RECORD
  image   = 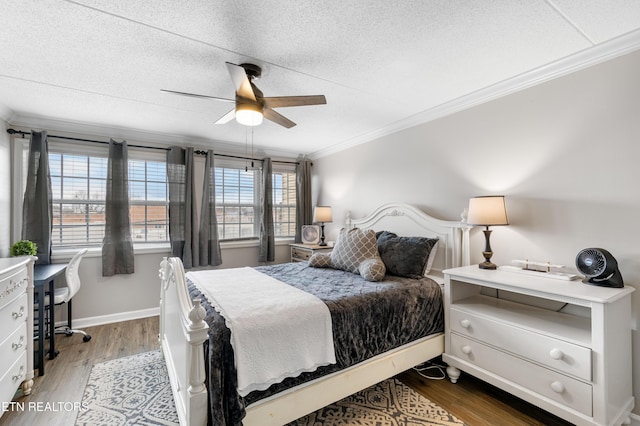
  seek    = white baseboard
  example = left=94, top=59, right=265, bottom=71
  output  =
left=55, top=307, right=159, bottom=329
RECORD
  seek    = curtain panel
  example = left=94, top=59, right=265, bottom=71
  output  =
left=167, top=146, right=199, bottom=269
left=295, top=159, right=313, bottom=243
left=102, top=140, right=135, bottom=276
left=22, top=130, right=53, bottom=265
left=198, top=150, right=222, bottom=267
left=258, top=158, right=275, bottom=262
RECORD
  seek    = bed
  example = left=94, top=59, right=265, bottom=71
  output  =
left=159, top=203, right=471, bottom=425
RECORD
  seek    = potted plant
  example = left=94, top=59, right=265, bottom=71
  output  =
left=10, top=240, right=37, bottom=257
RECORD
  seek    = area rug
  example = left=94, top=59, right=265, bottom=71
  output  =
left=77, top=349, right=465, bottom=426
left=288, top=377, right=466, bottom=426
left=76, top=350, right=179, bottom=425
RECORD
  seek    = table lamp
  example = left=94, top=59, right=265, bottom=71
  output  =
left=313, top=206, right=333, bottom=246
left=467, top=196, right=509, bottom=269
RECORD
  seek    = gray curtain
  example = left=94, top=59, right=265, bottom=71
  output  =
left=258, top=158, right=275, bottom=262
left=167, top=146, right=198, bottom=269
left=199, top=150, right=222, bottom=266
left=295, top=159, right=313, bottom=243
left=22, top=130, right=52, bottom=265
left=102, top=140, right=134, bottom=276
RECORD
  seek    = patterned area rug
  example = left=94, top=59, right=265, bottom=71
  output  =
left=76, top=350, right=465, bottom=426
left=76, top=350, right=179, bottom=426
left=288, top=377, right=466, bottom=426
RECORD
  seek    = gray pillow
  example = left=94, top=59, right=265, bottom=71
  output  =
left=359, top=258, right=386, bottom=281
left=308, top=252, right=333, bottom=268
left=330, top=228, right=379, bottom=274
left=376, top=231, right=439, bottom=278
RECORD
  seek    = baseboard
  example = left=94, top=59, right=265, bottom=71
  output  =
left=55, top=307, right=160, bottom=329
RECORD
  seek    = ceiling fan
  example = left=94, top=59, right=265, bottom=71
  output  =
left=161, top=62, right=326, bottom=128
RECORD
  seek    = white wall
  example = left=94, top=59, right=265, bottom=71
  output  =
left=313, top=49, right=640, bottom=414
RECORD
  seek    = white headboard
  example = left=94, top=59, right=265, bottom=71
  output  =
left=349, top=203, right=471, bottom=281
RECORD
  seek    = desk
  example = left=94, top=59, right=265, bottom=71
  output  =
left=33, top=263, right=67, bottom=375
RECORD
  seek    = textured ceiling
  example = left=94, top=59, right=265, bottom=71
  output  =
left=1, top=0, right=640, bottom=158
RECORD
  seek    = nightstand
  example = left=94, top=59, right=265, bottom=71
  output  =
left=443, top=265, right=635, bottom=426
left=290, top=244, right=332, bottom=262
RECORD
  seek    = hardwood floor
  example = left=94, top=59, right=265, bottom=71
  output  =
left=2, top=317, right=160, bottom=426
left=2, top=317, right=572, bottom=426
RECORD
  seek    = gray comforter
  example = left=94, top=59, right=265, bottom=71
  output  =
left=187, top=261, right=444, bottom=426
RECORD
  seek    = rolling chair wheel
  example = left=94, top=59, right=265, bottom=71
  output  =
left=83, top=335, right=92, bottom=342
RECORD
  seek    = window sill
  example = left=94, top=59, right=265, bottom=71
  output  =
left=50, top=239, right=295, bottom=262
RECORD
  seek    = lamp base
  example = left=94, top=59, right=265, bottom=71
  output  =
left=478, top=261, right=497, bottom=270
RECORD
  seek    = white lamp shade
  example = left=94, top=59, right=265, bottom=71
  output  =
left=313, top=206, right=333, bottom=223
left=467, top=196, right=509, bottom=226
left=235, top=103, right=263, bottom=126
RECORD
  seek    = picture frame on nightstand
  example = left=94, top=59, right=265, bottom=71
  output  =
left=301, top=225, right=320, bottom=244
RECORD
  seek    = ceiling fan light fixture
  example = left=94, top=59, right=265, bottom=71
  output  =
left=235, top=103, right=263, bottom=126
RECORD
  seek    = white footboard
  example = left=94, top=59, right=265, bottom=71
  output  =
left=159, top=257, right=209, bottom=426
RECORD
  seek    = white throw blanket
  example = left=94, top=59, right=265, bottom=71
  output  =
left=186, top=267, right=336, bottom=396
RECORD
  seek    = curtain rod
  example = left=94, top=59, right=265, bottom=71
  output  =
left=6, top=128, right=303, bottom=165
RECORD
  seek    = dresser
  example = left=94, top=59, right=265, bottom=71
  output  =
left=0, top=257, right=35, bottom=416
left=443, top=265, right=634, bottom=426
left=289, top=243, right=332, bottom=262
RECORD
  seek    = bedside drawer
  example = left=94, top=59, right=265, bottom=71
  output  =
left=0, top=325, right=28, bottom=371
left=450, top=307, right=591, bottom=381
left=291, top=247, right=313, bottom=261
left=450, top=333, right=592, bottom=416
left=0, top=351, right=28, bottom=406
left=0, top=267, right=28, bottom=310
left=0, top=294, right=29, bottom=344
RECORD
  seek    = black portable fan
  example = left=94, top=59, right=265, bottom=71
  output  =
left=575, top=248, right=624, bottom=288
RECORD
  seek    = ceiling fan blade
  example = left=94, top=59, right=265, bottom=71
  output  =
left=225, top=62, right=256, bottom=101
left=215, top=108, right=236, bottom=124
left=263, top=108, right=296, bottom=128
left=262, top=95, right=326, bottom=108
left=160, top=89, right=234, bottom=102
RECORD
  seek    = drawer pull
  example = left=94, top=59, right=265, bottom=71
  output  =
left=12, top=366, right=25, bottom=382
left=12, top=306, right=25, bottom=319
left=460, top=319, right=471, bottom=329
left=550, top=381, right=565, bottom=393
left=461, top=345, right=472, bottom=355
left=12, top=335, right=25, bottom=350
left=549, top=348, right=564, bottom=360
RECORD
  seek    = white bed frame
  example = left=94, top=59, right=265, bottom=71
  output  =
left=159, top=202, right=471, bottom=425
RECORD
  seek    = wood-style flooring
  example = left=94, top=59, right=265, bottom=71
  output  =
left=2, top=317, right=572, bottom=426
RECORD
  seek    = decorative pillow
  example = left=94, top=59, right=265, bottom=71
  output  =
left=330, top=228, right=379, bottom=274
left=308, top=252, right=333, bottom=268
left=359, top=258, right=386, bottom=282
left=376, top=231, right=439, bottom=278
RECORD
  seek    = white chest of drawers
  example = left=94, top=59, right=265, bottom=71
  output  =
left=443, top=265, right=635, bottom=426
left=0, top=257, right=35, bottom=418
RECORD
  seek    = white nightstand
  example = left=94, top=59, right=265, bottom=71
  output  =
left=443, top=265, right=635, bottom=426
left=290, top=243, right=332, bottom=262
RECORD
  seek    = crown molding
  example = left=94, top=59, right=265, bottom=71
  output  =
left=311, top=29, right=640, bottom=160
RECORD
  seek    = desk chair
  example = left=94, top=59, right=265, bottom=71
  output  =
left=34, top=249, right=91, bottom=342
left=48, top=249, right=92, bottom=342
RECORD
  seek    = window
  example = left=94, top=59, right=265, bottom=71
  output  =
left=272, top=170, right=297, bottom=238
left=47, top=142, right=168, bottom=248
left=50, top=152, right=108, bottom=246
left=214, top=160, right=297, bottom=240
left=14, top=138, right=296, bottom=247
left=215, top=166, right=258, bottom=240
left=129, top=160, right=169, bottom=242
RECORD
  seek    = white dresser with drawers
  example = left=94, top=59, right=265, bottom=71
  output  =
left=0, top=257, right=35, bottom=417
left=443, top=265, right=634, bottom=426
